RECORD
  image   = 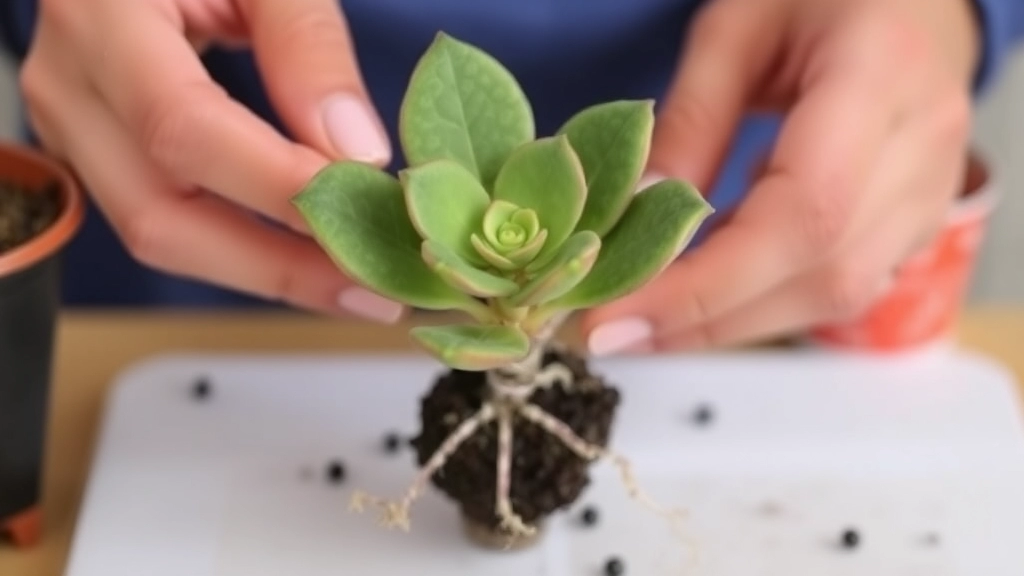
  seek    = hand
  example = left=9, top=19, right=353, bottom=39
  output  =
left=19, top=0, right=405, bottom=322
left=580, top=0, right=981, bottom=354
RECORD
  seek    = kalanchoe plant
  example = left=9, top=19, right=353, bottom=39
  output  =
left=292, top=32, right=712, bottom=543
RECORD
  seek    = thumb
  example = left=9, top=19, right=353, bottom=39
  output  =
left=646, top=0, right=784, bottom=191
left=241, top=0, right=391, bottom=165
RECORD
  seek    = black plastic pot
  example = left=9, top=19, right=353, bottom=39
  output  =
left=0, top=143, right=82, bottom=548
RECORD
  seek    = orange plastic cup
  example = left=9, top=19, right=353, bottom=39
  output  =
left=808, top=152, right=997, bottom=352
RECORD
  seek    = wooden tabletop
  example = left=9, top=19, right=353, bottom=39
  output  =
left=3, top=306, right=1024, bottom=575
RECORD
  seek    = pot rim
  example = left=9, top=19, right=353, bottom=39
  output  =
left=0, top=142, right=84, bottom=277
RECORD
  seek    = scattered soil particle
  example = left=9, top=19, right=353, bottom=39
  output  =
left=0, top=180, right=59, bottom=254
left=411, top=346, right=620, bottom=531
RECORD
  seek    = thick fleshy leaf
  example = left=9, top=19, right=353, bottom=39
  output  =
left=505, top=228, right=547, bottom=265
left=292, top=161, right=480, bottom=311
left=548, top=179, right=713, bottom=309
left=505, top=231, right=600, bottom=307
left=510, top=207, right=540, bottom=240
left=422, top=240, right=519, bottom=297
left=482, top=199, right=522, bottom=248
left=410, top=324, right=531, bottom=370
left=399, top=32, right=534, bottom=189
left=492, top=136, right=586, bottom=262
left=401, top=160, right=490, bottom=264
left=558, top=100, right=654, bottom=236
left=471, top=233, right=517, bottom=271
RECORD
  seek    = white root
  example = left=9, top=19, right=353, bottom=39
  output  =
left=494, top=406, right=535, bottom=541
left=350, top=403, right=497, bottom=531
left=516, top=403, right=685, bottom=521
left=351, top=309, right=681, bottom=543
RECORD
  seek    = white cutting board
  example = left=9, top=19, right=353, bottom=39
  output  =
left=64, top=348, right=1024, bottom=575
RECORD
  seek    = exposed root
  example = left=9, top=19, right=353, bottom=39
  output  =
left=516, top=403, right=685, bottom=523
left=516, top=403, right=603, bottom=460
left=489, top=360, right=574, bottom=401
left=494, top=406, right=536, bottom=546
left=350, top=403, right=496, bottom=531
left=532, top=362, right=574, bottom=392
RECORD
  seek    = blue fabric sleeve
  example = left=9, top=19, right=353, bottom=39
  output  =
left=971, top=0, right=1024, bottom=93
left=0, top=0, right=36, bottom=60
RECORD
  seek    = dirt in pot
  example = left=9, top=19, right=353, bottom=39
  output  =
left=0, top=180, right=60, bottom=254
left=411, top=346, right=620, bottom=532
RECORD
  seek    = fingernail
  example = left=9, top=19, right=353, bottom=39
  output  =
left=588, top=317, right=653, bottom=356
left=635, top=172, right=667, bottom=193
left=321, top=94, right=391, bottom=164
left=337, top=287, right=404, bottom=324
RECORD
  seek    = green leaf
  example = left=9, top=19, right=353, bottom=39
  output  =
left=421, top=240, right=519, bottom=297
left=492, top=136, right=586, bottom=262
left=505, top=228, right=547, bottom=265
left=471, top=233, right=517, bottom=271
left=292, top=161, right=482, bottom=311
left=504, top=231, right=601, bottom=307
left=482, top=200, right=522, bottom=247
left=399, top=32, right=534, bottom=189
left=548, top=178, right=713, bottom=309
left=410, top=324, right=531, bottom=370
left=558, top=100, right=655, bottom=237
left=400, top=160, right=490, bottom=264
left=510, top=207, right=539, bottom=240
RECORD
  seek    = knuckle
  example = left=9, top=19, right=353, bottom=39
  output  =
left=820, top=264, right=875, bottom=319
left=17, top=60, right=46, bottom=107
left=690, top=1, right=736, bottom=45
left=138, top=84, right=217, bottom=176
left=122, top=211, right=167, bottom=269
left=660, top=89, right=723, bottom=142
left=930, top=90, right=972, bottom=142
left=794, top=189, right=851, bottom=257
left=275, top=9, right=347, bottom=53
left=38, top=0, right=81, bottom=36
left=269, top=261, right=301, bottom=304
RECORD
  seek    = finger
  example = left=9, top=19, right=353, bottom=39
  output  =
left=582, top=48, right=906, bottom=356
left=238, top=0, right=391, bottom=163
left=654, top=124, right=964, bottom=352
left=654, top=201, right=925, bottom=351
left=646, top=0, right=787, bottom=191
left=85, top=0, right=329, bottom=233
left=53, top=87, right=406, bottom=323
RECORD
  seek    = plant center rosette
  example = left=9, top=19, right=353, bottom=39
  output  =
left=291, top=32, right=713, bottom=547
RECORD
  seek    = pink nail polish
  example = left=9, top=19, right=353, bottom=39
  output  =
left=337, top=287, right=404, bottom=324
left=321, top=94, right=391, bottom=164
left=587, top=317, right=653, bottom=356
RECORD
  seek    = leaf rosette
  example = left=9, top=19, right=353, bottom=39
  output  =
left=293, top=33, right=713, bottom=370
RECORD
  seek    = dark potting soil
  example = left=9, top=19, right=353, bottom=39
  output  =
left=411, top=346, right=620, bottom=530
left=0, top=180, right=60, bottom=254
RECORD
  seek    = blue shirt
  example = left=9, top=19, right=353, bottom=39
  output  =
left=2, top=0, right=1023, bottom=308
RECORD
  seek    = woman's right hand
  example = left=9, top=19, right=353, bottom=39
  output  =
left=19, top=0, right=406, bottom=322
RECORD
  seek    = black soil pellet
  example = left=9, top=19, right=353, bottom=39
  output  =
left=580, top=506, right=599, bottom=526
left=0, top=179, right=60, bottom=254
left=692, top=404, right=714, bottom=425
left=191, top=378, right=211, bottom=400
left=411, top=347, right=620, bottom=530
left=383, top=432, right=402, bottom=453
left=604, top=557, right=625, bottom=575
left=841, top=528, right=860, bottom=549
left=326, top=461, right=346, bottom=483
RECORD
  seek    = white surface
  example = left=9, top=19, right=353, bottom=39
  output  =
left=65, top=350, right=1024, bottom=575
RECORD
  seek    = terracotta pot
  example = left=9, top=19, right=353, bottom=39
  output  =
left=0, top=142, right=83, bottom=549
left=808, top=151, right=996, bottom=352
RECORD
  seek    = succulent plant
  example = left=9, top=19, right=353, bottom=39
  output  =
left=293, top=32, right=713, bottom=371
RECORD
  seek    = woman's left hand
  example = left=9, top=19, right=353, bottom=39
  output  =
left=580, top=0, right=981, bottom=354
